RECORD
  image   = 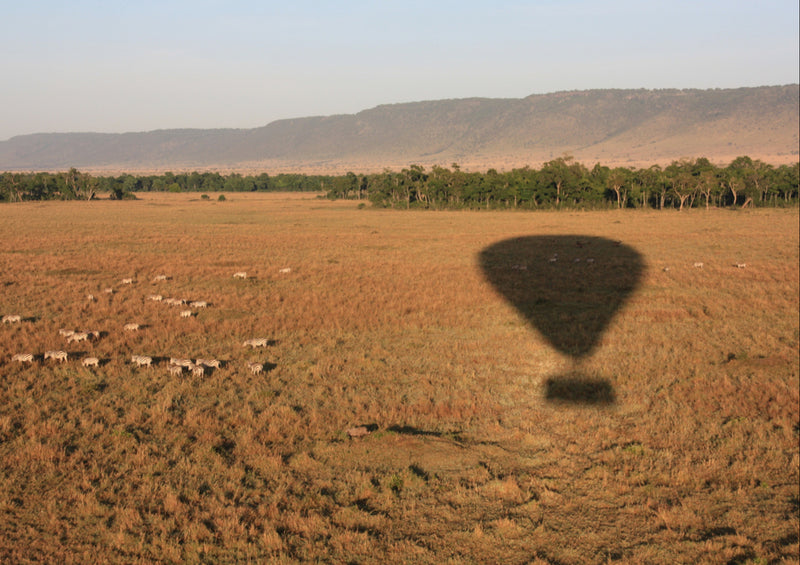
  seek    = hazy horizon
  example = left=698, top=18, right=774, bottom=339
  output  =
left=3, top=0, right=798, bottom=142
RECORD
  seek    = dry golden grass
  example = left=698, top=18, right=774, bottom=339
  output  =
left=80, top=148, right=798, bottom=177
left=0, top=193, right=797, bottom=563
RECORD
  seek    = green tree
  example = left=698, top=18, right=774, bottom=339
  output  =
left=607, top=167, right=630, bottom=209
left=696, top=169, right=719, bottom=209
left=539, top=155, right=584, bottom=207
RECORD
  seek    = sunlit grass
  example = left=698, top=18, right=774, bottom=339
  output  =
left=0, top=193, right=797, bottom=563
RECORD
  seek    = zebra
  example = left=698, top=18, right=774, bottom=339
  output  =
left=67, top=331, right=90, bottom=343
left=189, top=301, right=208, bottom=308
left=2, top=315, right=21, bottom=324
left=45, top=350, right=68, bottom=363
left=147, top=294, right=163, bottom=302
left=233, top=272, right=247, bottom=279
left=131, top=355, right=152, bottom=368
left=169, top=358, right=193, bottom=369
left=59, top=329, right=75, bottom=337
left=168, top=364, right=184, bottom=376
left=346, top=426, right=370, bottom=438
left=12, top=353, right=34, bottom=363
left=247, top=362, right=263, bottom=375
left=190, top=364, right=205, bottom=377
left=243, top=338, right=269, bottom=349
left=180, top=310, right=194, bottom=318
left=82, top=357, right=100, bottom=368
left=152, top=275, right=169, bottom=282
left=123, top=323, right=140, bottom=332
left=196, top=359, right=221, bottom=369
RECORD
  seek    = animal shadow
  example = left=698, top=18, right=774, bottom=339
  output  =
left=386, top=425, right=444, bottom=437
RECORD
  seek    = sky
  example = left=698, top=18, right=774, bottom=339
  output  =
left=1, top=0, right=798, bottom=141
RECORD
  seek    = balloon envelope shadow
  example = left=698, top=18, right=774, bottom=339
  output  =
left=479, top=236, right=645, bottom=405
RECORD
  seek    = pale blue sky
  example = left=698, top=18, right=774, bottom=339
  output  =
left=2, top=0, right=798, bottom=140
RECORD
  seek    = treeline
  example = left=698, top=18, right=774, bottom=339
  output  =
left=326, top=157, right=799, bottom=210
left=1, top=156, right=798, bottom=209
left=0, top=169, right=327, bottom=202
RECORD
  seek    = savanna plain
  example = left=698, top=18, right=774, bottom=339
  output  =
left=0, top=193, right=797, bottom=564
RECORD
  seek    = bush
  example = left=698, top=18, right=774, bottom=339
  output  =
left=218, top=194, right=226, bottom=201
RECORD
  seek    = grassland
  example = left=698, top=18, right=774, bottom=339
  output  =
left=0, top=193, right=797, bottom=564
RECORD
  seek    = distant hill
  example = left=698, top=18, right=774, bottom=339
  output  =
left=1, top=85, right=797, bottom=174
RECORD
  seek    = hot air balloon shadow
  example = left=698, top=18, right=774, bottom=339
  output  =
left=479, top=236, right=645, bottom=405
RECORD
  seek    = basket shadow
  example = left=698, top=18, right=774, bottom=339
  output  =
left=544, top=373, right=616, bottom=405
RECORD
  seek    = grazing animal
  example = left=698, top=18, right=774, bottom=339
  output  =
left=59, top=329, right=75, bottom=337
left=279, top=268, right=291, bottom=274
left=243, top=338, right=269, bottom=349
left=148, top=294, right=163, bottom=302
left=12, top=353, right=34, bottom=363
left=2, top=315, right=21, bottom=324
left=123, top=323, right=140, bottom=331
left=180, top=310, right=193, bottom=318
left=693, top=262, right=704, bottom=268
left=189, top=301, right=208, bottom=308
left=233, top=271, right=247, bottom=279
left=86, top=294, right=95, bottom=302
left=152, top=275, right=169, bottom=282
left=131, top=355, right=152, bottom=368
left=121, top=278, right=134, bottom=284
left=735, top=263, right=747, bottom=269
left=82, top=357, right=99, bottom=368
left=67, top=331, right=89, bottom=343
left=247, top=362, right=263, bottom=375
left=346, top=426, right=370, bottom=439
left=104, top=288, right=114, bottom=294
left=45, top=350, right=68, bottom=363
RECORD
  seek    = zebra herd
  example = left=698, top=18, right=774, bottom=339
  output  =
left=3, top=271, right=273, bottom=377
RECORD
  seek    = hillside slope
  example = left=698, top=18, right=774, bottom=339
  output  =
left=1, top=86, right=797, bottom=173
